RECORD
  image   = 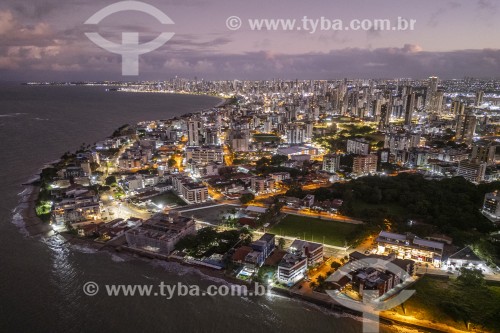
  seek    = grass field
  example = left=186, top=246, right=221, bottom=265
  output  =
left=183, top=205, right=236, bottom=225
left=386, top=276, right=500, bottom=332
left=150, top=192, right=187, bottom=207
left=253, top=134, right=280, bottom=143
left=269, top=214, right=362, bottom=247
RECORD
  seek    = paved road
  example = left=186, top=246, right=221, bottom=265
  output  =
left=281, top=207, right=364, bottom=224
left=416, top=266, right=500, bottom=281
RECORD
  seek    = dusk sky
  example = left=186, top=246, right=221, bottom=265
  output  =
left=1, top=0, right=499, bottom=81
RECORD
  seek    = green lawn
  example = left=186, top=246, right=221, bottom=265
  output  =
left=387, top=276, right=500, bottom=332
left=253, top=134, right=280, bottom=143
left=150, top=191, right=187, bottom=207
left=270, top=215, right=362, bottom=247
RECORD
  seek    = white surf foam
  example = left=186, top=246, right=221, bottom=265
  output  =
left=70, top=244, right=98, bottom=254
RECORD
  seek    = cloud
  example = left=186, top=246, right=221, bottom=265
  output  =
left=0, top=9, right=52, bottom=44
left=4, top=41, right=500, bottom=80
left=426, top=1, right=462, bottom=27
left=402, top=44, right=423, bottom=53
left=477, top=0, right=496, bottom=11
left=0, top=10, right=15, bottom=34
left=0, top=3, right=498, bottom=81
left=167, top=35, right=232, bottom=51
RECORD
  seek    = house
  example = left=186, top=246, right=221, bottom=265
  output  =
left=244, top=233, right=276, bottom=267
left=245, top=251, right=265, bottom=268
left=250, top=176, right=275, bottom=195
left=447, top=246, right=485, bottom=268
left=277, top=253, right=308, bottom=285
left=289, top=239, right=324, bottom=265
left=276, top=238, right=324, bottom=285
left=232, top=246, right=254, bottom=265
left=301, top=194, right=315, bottom=208
left=269, top=172, right=291, bottom=182
left=251, top=233, right=275, bottom=258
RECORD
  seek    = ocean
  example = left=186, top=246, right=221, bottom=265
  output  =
left=0, top=84, right=410, bottom=333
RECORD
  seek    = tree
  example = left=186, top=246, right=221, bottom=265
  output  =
left=456, top=267, right=485, bottom=287
left=330, top=261, right=341, bottom=270
left=285, top=185, right=305, bottom=199
left=167, top=158, right=177, bottom=168
left=278, top=237, right=286, bottom=249
left=256, top=157, right=270, bottom=168
left=105, top=175, right=116, bottom=186
left=197, top=227, right=218, bottom=249
left=271, top=154, right=288, bottom=166
left=240, top=193, right=255, bottom=204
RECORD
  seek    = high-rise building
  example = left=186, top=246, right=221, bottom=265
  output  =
left=187, top=120, right=201, bottom=146
left=475, top=91, right=484, bottom=107
left=305, top=122, right=313, bottom=141
left=287, top=124, right=306, bottom=144
left=352, top=154, right=378, bottom=175
left=425, top=76, right=439, bottom=110
left=347, top=138, right=370, bottom=155
left=452, top=101, right=465, bottom=115
left=322, top=154, right=341, bottom=173
left=430, top=91, right=444, bottom=114
left=471, top=141, right=496, bottom=165
left=378, top=104, right=390, bottom=130
left=185, top=146, right=224, bottom=164
left=482, top=192, right=500, bottom=219
left=429, top=76, right=438, bottom=93
left=404, top=92, right=416, bottom=125
left=250, top=176, right=275, bottom=194
left=231, top=132, right=249, bottom=152
left=455, top=113, right=477, bottom=144
left=204, top=128, right=219, bottom=145
left=457, top=160, right=486, bottom=183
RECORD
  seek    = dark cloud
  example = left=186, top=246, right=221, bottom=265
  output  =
left=1, top=1, right=499, bottom=81
left=6, top=44, right=499, bottom=81
left=167, top=35, right=232, bottom=50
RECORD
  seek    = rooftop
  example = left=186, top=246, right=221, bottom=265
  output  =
left=377, top=231, right=444, bottom=251
left=290, top=239, right=323, bottom=252
left=278, top=253, right=307, bottom=269
left=448, top=246, right=483, bottom=262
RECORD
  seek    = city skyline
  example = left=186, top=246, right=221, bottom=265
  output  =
left=1, top=0, right=500, bottom=80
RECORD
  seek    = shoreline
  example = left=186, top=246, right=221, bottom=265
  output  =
left=15, top=92, right=479, bottom=333
left=20, top=180, right=467, bottom=333
left=18, top=184, right=52, bottom=237
left=55, top=229, right=461, bottom=333
left=112, top=87, right=228, bottom=108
